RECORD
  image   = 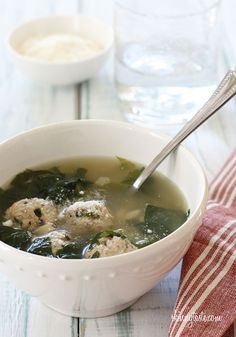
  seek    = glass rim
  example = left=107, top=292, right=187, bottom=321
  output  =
left=114, top=0, right=222, bottom=19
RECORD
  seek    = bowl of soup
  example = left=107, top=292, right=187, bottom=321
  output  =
left=0, top=120, right=208, bottom=317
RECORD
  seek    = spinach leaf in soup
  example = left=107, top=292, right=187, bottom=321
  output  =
left=0, top=167, right=91, bottom=216
left=116, top=156, right=156, bottom=187
left=144, top=205, right=188, bottom=239
left=46, top=167, right=91, bottom=203
left=116, top=156, right=144, bottom=185
left=11, top=169, right=65, bottom=199
left=27, top=237, right=84, bottom=259
left=134, top=205, right=189, bottom=247
left=56, top=242, right=83, bottom=259
left=27, top=237, right=53, bottom=257
left=122, top=167, right=144, bottom=185
left=145, top=205, right=188, bottom=235
left=0, top=225, right=32, bottom=250
left=89, top=229, right=126, bottom=246
left=0, top=169, right=64, bottom=214
left=116, top=156, right=136, bottom=170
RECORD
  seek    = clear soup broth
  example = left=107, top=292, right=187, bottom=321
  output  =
left=0, top=156, right=189, bottom=259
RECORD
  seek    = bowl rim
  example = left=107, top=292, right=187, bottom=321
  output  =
left=0, top=119, right=208, bottom=265
left=6, top=14, right=114, bottom=66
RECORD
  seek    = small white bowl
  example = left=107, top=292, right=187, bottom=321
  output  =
left=0, top=120, right=208, bottom=317
left=6, top=16, right=113, bottom=85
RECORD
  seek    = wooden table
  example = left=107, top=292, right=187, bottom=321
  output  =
left=0, top=1, right=235, bottom=336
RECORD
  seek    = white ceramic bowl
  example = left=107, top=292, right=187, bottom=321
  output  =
left=6, top=16, right=113, bottom=85
left=0, top=120, right=208, bottom=317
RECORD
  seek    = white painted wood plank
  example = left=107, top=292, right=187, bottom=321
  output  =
left=0, top=275, right=29, bottom=337
left=0, top=1, right=79, bottom=337
left=27, top=299, right=78, bottom=337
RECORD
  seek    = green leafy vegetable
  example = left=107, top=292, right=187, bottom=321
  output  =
left=144, top=205, right=188, bottom=235
left=0, top=169, right=63, bottom=215
left=89, top=229, right=126, bottom=246
left=90, top=251, right=100, bottom=259
left=11, top=169, right=63, bottom=187
left=0, top=225, right=32, bottom=249
left=41, top=168, right=91, bottom=203
left=56, top=242, right=83, bottom=259
left=122, top=167, right=144, bottom=185
left=135, top=205, right=188, bottom=246
left=116, top=156, right=136, bottom=170
left=132, top=205, right=188, bottom=248
left=116, top=156, right=145, bottom=185
left=0, top=167, right=91, bottom=216
left=27, top=237, right=53, bottom=257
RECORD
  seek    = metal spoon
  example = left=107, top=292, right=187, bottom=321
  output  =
left=133, top=70, right=236, bottom=190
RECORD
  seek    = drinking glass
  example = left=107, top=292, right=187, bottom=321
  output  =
left=114, top=0, right=222, bottom=128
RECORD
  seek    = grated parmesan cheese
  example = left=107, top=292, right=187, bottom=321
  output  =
left=17, top=33, right=102, bottom=63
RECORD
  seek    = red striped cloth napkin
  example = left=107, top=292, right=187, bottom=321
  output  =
left=168, top=149, right=236, bottom=337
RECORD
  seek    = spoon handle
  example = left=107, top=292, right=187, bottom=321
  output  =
left=133, top=70, right=236, bottom=190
